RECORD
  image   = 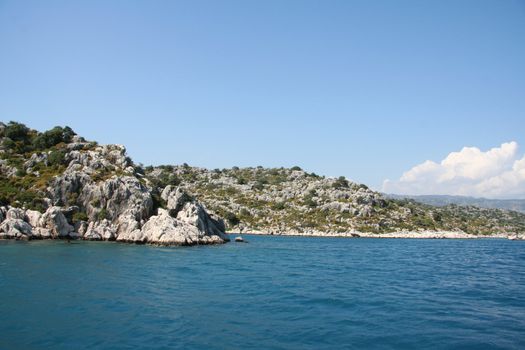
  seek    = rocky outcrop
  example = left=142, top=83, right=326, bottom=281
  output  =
left=117, top=209, right=225, bottom=245
left=0, top=217, right=33, bottom=239
left=40, top=207, right=74, bottom=237
left=0, top=125, right=229, bottom=245
left=117, top=186, right=228, bottom=245
left=6, top=207, right=26, bottom=220
left=0, top=187, right=228, bottom=245
left=84, top=220, right=117, bottom=240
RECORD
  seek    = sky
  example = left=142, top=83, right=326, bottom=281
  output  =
left=0, top=0, right=524, bottom=198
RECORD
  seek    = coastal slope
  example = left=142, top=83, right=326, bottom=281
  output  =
left=1, top=121, right=524, bottom=241
left=144, top=165, right=525, bottom=237
left=0, top=122, right=228, bottom=245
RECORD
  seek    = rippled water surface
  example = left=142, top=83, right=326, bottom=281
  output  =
left=1, top=236, right=524, bottom=349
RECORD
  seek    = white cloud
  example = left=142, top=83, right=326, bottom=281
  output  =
left=383, top=141, right=525, bottom=199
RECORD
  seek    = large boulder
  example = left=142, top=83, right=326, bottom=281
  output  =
left=161, top=185, right=191, bottom=214
left=25, top=209, right=42, bottom=227
left=6, top=207, right=26, bottom=220
left=161, top=185, right=227, bottom=237
left=40, top=207, right=74, bottom=237
left=74, top=220, right=88, bottom=236
left=176, top=201, right=227, bottom=239
left=0, top=218, right=33, bottom=239
left=117, top=208, right=227, bottom=245
left=83, top=220, right=117, bottom=240
left=32, top=227, right=52, bottom=239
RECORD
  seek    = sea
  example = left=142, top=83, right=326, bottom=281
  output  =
left=0, top=235, right=524, bottom=349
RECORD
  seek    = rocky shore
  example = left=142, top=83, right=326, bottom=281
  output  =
left=236, top=230, right=512, bottom=239
left=0, top=188, right=229, bottom=246
left=151, top=165, right=525, bottom=237
left=0, top=122, right=228, bottom=245
left=1, top=121, right=524, bottom=243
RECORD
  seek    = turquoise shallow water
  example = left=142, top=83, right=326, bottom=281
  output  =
left=0, top=235, right=524, bottom=349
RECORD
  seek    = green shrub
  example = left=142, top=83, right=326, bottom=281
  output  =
left=15, top=168, right=27, bottom=177
left=149, top=171, right=180, bottom=188
left=47, top=150, right=67, bottom=167
left=73, top=212, right=89, bottom=223
left=224, top=186, right=239, bottom=196
left=303, top=190, right=318, bottom=208
left=239, top=208, right=251, bottom=218
left=97, top=208, right=109, bottom=221
left=32, top=126, right=76, bottom=150
left=332, top=176, right=349, bottom=189
left=4, top=121, right=30, bottom=143
left=2, top=122, right=34, bottom=153
left=272, top=202, right=286, bottom=210
left=224, top=212, right=240, bottom=227
left=304, top=197, right=317, bottom=208
left=252, top=182, right=264, bottom=191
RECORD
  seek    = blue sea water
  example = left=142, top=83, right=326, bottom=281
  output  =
left=0, top=235, right=524, bottom=350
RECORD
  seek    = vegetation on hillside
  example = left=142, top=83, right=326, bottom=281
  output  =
left=145, top=165, right=525, bottom=235
left=1, top=121, right=524, bottom=236
left=0, top=121, right=97, bottom=211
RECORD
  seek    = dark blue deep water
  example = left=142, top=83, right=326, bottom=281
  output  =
left=1, top=236, right=524, bottom=349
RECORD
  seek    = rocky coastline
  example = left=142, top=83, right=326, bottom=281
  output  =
left=233, top=230, right=516, bottom=239
left=0, top=189, right=229, bottom=246
left=0, top=122, right=228, bottom=245
left=1, top=121, right=524, bottom=244
left=157, top=165, right=525, bottom=238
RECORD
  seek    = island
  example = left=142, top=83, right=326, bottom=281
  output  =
left=1, top=121, right=524, bottom=244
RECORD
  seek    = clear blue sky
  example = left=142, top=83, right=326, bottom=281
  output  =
left=1, top=0, right=524, bottom=190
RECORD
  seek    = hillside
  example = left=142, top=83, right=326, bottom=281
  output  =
left=0, top=121, right=228, bottom=244
left=144, top=165, right=525, bottom=236
left=386, top=194, right=525, bottom=214
left=0, top=121, right=524, bottom=240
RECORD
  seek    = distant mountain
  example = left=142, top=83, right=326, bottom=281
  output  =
left=386, top=194, right=525, bottom=214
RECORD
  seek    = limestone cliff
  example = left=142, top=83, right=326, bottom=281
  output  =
left=0, top=122, right=228, bottom=245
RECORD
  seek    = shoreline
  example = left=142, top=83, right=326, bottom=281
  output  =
left=229, top=230, right=519, bottom=240
left=1, top=231, right=522, bottom=243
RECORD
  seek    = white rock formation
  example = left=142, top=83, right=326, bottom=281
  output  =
left=40, top=207, right=74, bottom=237
left=117, top=186, right=228, bottom=245
left=0, top=218, right=33, bottom=238
left=0, top=141, right=229, bottom=245
left=84, top=220, right=117, bottom=240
